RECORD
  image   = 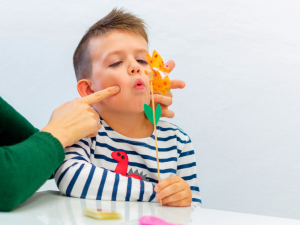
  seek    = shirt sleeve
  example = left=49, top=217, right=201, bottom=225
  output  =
left=0, top=132, right=65, bottom=211
left=54, top=139, right=158, bottom=202
left=0, top=97, right=39, bottom=146
left=0, top=97, right=65, bottom=211
left=176, top=133, right=202, bottom=207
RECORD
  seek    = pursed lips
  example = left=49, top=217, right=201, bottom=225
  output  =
left=133, top=78, right=145, bottom=90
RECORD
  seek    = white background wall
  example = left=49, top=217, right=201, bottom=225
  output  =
left=1, top=0, right=300, bottom=220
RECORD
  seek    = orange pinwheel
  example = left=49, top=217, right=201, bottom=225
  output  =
left=144, top=50, right=171, bottom=95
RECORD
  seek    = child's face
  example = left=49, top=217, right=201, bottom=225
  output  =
left=89, top=30, right=151, bottom=114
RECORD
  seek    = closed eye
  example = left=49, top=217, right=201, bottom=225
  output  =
left=137, top=59, right=148, bottom=65
left=110, top=61, right=122, bottom=67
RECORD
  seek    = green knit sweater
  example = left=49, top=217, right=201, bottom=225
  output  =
left=0, top=97, right=65, bottom=211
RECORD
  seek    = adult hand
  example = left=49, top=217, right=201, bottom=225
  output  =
left=150, top=60, right=185, bottom=118
left=41, top=86, right=120, bottom=148
left=154, top=176, right=192, bottom=207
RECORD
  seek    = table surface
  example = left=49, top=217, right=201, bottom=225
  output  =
left=1, top=191, right=300, bottom=225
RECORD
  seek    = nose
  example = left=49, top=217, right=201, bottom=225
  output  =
left=128, top=60, right=141, bottom=76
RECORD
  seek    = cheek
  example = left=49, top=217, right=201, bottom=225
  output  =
left=90, top=75, right=106, bottom=92
left=107, top=70, right=130, bottom=88
left=118, top=77, right=132, bottom=90
left=104, top=76, right=131, bottom=101
left=92, top=73, right=127, bottom=91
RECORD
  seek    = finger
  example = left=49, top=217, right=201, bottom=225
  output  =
left=170, top=80, right=186, bottom=90
left=84, top=109, right=101, bottom=134
left=91, top=130, right=99, bottom=138
left=156, top=181, right=184, bottom=200
left=85, top=118, right=100, bottom=138
left=155, top=176, right=181, bottom=193
left=164, top=197, right=191, bottom=207
left=152, top=94, right=172, bottom=107
left=95, top=117, right=101, bottom=130
left=161, top=108, right=175, bottom=118
left=165, top=60, right=175, bottom=73
left=87, top=107, right=100, bottom=122
left=89, top=106, right=100, bottom=117
left=165, top=90, right=173, bottom=98
left=152, top=91, right=162, bottom=95
left=85, top=131, right=98, bottom=139
left=90, top=110, right=101, bottom=131
left=160, top=190, right=189, bottom=205
left=97, top=120, right=102, bottom=130
left=81, top=86, right=120, bottom=106
left=56, top=100, right=73, bottom=110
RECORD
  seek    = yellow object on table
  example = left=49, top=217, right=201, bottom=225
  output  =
left=83, top=208, right=121, bottom=220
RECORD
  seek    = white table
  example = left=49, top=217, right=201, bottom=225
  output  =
left=1, top=191, right=299, bottom=225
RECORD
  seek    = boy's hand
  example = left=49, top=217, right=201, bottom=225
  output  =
left=154, top=176, right=192, bottom=207
left=151, top=60, right=186, bottom=118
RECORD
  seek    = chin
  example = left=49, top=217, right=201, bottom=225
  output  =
left=106, top=95, right=150, bottom=114
left=105, top=101, right=145, bottom=114
left=129, top=103, right=147, bottom=114
left=130, top=100, right=151, bottom=114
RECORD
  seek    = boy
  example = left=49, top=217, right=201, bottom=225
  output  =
left=54, top=8, right=201, bottom=207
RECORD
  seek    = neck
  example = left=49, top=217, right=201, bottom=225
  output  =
left=99, top=109, right=153, bottom=139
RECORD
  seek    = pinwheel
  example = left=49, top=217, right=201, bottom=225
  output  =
left=144, top=50, right=170, bottom=206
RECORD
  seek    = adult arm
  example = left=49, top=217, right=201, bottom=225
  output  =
left=0, top=97, right=39, bottom=145
left=0, top=86, right=119, bottom=211
left=0, top=97, right=65, bottom=211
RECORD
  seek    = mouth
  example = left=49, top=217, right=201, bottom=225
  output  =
left=133, top=78, right=145, bottom=90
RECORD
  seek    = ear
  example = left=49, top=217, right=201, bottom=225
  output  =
left=77, top=79, right=94, bottom=97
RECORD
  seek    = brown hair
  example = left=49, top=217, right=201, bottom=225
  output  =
left=73, top=8, right=148, bottom=81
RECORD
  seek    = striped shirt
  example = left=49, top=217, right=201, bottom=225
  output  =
left=54, top=119, right=201, bottom=207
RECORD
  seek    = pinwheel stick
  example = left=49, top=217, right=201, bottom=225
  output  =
left=148, top=71, right=162, bottom=206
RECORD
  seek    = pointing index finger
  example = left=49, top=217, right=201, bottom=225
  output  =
left=81, top=86, right=120, bottom=106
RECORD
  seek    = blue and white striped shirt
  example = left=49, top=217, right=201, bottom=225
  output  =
left=54, top=119, right=201, bottom=207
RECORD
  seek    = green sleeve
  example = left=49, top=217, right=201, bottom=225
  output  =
left=0, top=97, right=65, bottom=211
left=0, top=132, right=65, bottom=211
left=0, top=97, right=39, bottom=146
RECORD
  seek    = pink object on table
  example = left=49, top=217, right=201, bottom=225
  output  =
left=139, top=216, right=180, bottom=225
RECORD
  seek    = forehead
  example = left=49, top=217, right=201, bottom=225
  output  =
left=89, top=30, right=148, bottom=61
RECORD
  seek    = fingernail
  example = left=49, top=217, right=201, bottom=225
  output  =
left=156, top=193, right=161, bottom=199
left=115, top=86, right=120, bottom=92
left=154, top=186, right=159, bottom=192
left=153, top=95, right=156, bottom=100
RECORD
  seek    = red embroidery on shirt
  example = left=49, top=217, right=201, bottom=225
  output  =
left=111, top=151, right=147, bottom=181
